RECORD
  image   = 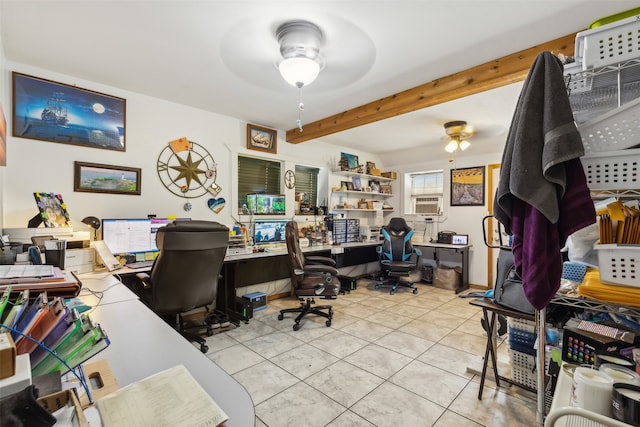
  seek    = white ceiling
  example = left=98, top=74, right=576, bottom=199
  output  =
left=1, top=1, right=637, bottom=163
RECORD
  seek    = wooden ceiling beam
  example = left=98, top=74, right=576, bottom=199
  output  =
left=286, top=32, right=577, bottom=144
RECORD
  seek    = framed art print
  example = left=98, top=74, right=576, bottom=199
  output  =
left=450, top=166, right=485, bottom=206
left=247, top=123, right=277, bottom=154
left=74, top=161, right=141, bottom=195
left=13, top=72, right=126, bottom=151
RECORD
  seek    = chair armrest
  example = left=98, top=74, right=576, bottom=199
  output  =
left=306, top=255, right=336, bottom=267
left=414, top=247, right=422, bottom=257
left=303, top=264, right=339, bottom=276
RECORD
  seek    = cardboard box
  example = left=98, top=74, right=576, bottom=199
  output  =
left=433, top=266, right=462, bottom=291
left=78, top=360, right=120, bottom=407
left=38, top=389, right=88, bottom=427
left=0, top=354, right=31, bottom=398
left=381, top=171, right=397, bottom=179
left=0, top=332, right=16, bottom=379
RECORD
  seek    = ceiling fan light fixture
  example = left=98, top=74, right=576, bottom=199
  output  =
left=444, top=139, right=459, bottom=153
left=278, top=57, right=321, bottom=88
left=276, top=20, right=324, bottom=88
left=459, top=140, right=471, bottom=151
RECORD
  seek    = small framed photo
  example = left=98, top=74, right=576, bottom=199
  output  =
left=352, top=176, right=362, bottom=190
left=33, top=192, right=71, bottom=228
left=364, top=186, right=372, bottom=193
left=369, top=180, right=380, bottom=192
left=74, top=161, right=141, bottom=195
left=13, top=72, right=126, bottom=151
left=247, top=123, right=277, bottom=154
left=340, top=181, right=350, bottom=191
left=345, top=181, right=354, bottom=191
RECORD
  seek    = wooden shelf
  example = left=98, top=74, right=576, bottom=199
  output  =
left=332, top=170, right=394, bottom=182
left=332, top=190, right=392, bottom=197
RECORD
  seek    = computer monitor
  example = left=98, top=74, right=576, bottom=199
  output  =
left=246, top=194, right=286, bottom=215
left=253, top=220, right=288, bottom=245
left=101, top=218, right=190, bottom=254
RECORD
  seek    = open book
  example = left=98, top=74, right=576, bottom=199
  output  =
left=97, top=365, right=228, bottom=427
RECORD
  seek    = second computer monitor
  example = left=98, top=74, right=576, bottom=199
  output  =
left=253, top=220, right=288, bottom=245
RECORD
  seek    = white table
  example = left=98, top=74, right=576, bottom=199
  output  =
left=79, top=274, right=255, bottom=426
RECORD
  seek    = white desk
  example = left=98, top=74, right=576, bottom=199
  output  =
left=81, top=276, right=255, bottom=426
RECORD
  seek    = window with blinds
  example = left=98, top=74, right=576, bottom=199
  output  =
left=295, top=165, right=319, bottom=207
left=238, top=156, right=281, bottom=210
left=410, top=170, right=444, bottom=215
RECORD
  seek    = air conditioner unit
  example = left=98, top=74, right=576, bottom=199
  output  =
left=415, top=196, right=440, bottom=215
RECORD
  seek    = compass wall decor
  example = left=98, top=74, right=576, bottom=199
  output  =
left=157, top=137, right=222, bottom=199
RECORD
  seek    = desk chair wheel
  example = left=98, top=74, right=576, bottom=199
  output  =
left=293, top=323, right=301, bottom=331
left=200, top=343, right=209, bottom=353
left=325, top=320, right=331, bottom=327
left=278, top=313, right=284, bottom=320
left=413, top=288, right=418, bottom=294
left=389, top=289, right=396, bottom=295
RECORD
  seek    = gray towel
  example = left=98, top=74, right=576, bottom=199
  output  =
left=494, top=51, right=584, bottom=234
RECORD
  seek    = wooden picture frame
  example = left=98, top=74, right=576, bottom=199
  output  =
left=246, top=123, right=277, bottom=154
left=450, top=166, right=485, bottom=206
left=12, top=72, right=126, bottom=151
left=74, top=161, right=141, bottom=195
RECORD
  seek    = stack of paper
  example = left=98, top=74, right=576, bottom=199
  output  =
left=97, top=365, right=229, bottom=427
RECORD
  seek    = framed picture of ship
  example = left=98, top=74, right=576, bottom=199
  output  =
left=12, top=72, right=126, bottom=151
left=74, top=161, right=141, bottom=195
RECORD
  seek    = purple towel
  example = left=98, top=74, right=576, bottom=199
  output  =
left=511, top=159, right=595, bottom=309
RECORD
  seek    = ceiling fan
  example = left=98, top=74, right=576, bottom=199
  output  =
left=443, top=120, right=474, bottom=153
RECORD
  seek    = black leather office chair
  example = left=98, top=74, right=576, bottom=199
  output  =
left=278, top=221, right=340, bottom=331
left=134, top=220, right=229, bottom=353
left=376, top=217, right=422, bottom=295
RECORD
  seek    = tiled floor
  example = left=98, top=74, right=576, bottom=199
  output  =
left=204, top=280, right=538, bottom=427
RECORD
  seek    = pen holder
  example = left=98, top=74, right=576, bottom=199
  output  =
left=44, top=240, right=67, bottom=270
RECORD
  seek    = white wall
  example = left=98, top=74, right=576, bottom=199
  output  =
left=385, top=150, right=504, bottom=288
left=0, top=61, right=384, bottom=235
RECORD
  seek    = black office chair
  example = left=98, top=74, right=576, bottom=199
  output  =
left=278, top=221, right=340, bottom=331
left=376, top=217, right=422, bottom=295
left=134, top=220, right=229, bottom=353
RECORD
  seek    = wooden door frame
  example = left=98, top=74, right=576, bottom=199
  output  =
left=486, top=163, right=501, bottom=288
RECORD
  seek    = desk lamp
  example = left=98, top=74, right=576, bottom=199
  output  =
left=82, top=216, right=101, bottom=241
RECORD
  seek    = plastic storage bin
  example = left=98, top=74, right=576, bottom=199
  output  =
left=575, top=14, right=640, bottom=70
left=510, top=349, right=537, bottom=389
left=594, top=244, right=639, bottom=287
left=581, top=148, right=640, bottom=190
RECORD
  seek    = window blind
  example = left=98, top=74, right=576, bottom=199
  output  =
left=238, top=156, right=281, bottom=209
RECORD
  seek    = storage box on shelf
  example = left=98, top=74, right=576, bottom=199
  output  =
left=508, top=318, right=538, bottom=388
left=574, top=13, right=640, bottom=71
left=594, top=244, right=640, bottom=287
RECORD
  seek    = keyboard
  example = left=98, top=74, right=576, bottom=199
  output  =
left=125, top=260, right=154, bottom=269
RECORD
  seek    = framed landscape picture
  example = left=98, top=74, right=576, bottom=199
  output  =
left=13, top=72, right=126, bottom=151
left=450, top=166, right=485, bottom=206
left=74, top=161, right=141, bottom=195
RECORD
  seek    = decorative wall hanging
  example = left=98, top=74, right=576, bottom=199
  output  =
left=12, top=72, right=126, bottom=151
left=33, top=192, right=71, bottom=228
left=450, top=166, right=485, bottom=206
left=284, top=169, right=296, bottom=189
left=74, top=161, right=141, bottom=195
left=157, top=137, right=220, bottom=198
left=247, top=124, right=277, bottom=154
